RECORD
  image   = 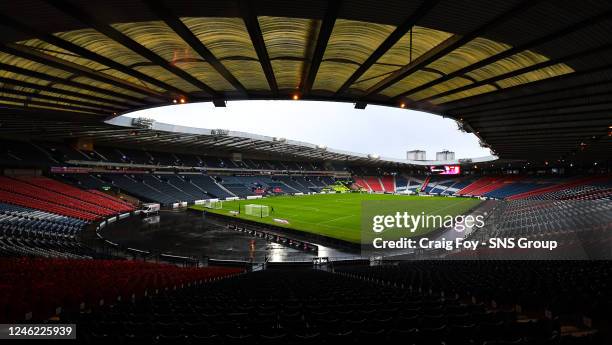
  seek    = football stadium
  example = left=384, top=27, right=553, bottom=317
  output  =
left=0, top=0, right=611, bottom=343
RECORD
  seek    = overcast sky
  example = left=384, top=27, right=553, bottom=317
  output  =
left=126, top=100, right=490, bottom=160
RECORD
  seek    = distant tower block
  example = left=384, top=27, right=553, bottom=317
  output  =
left=436, top=150, right=455, bottom=161
left=407, top=150, right=426, bottom=161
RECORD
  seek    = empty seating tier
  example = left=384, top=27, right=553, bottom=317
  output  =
left=17, top=176, right=134, bottom=213
left=42, top=267, right=607, bottom=344
left=0, top=258, right=244, bottom=323
left=0, top=203, right=92, bottom=258
left=365, top=176, right=384, bottom=192
left=381, top=176, right=395, bottom=192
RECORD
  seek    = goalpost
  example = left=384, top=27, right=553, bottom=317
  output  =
left=244, top=204, right=270, bottom=218
left=203, top=200, right=223, bottom=209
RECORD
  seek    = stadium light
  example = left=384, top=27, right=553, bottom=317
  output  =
left=399, top=102, right=406, bottom=108
left=173, top=99, right=178, bottom=104
left=292, top=93, right=300, bottom=100
left=179, top=98, right=186, bottom=104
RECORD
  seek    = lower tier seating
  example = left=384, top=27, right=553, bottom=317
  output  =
left=52, top=267, right=608, bottom=344
left=0, top=202, right=93, bottom=258
left=381, top=175, right=395, bottom=192
left=17, top=176, right=134, bottom=213
left=0, top=258, right=243, bottom=323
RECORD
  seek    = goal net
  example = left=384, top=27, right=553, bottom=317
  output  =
left=244, top=204, right=270, bottom=218
left=203, top=200, right=223, bottom=209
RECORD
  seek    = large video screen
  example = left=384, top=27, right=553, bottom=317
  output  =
left=430, top=165, right=461, bottom=175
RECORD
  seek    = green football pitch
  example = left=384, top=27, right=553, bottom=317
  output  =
left=191, top=193, right=481, bottom=244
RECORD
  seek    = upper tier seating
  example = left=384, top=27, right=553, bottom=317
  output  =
left=0, top=140, right=342, bottom=173
left=0, top=258, right=243, bottom=323
left=174, top=153, right=204, bottom=167
left=93, top=147, right=128, bottom=163
left=0, top=141, right=56, bottom=167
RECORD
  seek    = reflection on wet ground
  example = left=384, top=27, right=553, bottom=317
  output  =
left=101, top=210, right=356, bottom=262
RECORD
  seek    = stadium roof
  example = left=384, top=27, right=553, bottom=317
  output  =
left=0, top=0, right=610, bottom=162
left=0, top=110, right=496, bottom=166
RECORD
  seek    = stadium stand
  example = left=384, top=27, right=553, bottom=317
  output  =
left=0, top=141, right=56, bottom=167
left=365, top=176, right=384, bottom=192
left=295, top=176, right=324, bottom=192
left=394, top=176, right=409, bottom=192
left=16, top=176, right=133, bottom=213
left=380, top=176, right=395, bottom=193
left=420, top=176, right=432, bottom=192
left=276, top=176, right=315, bottom=193
left=472, top=199, right=611, bottom=245
left=336, top=261, right=609, bottom=343
left=483, top=180, right=555, bottom=199
left=99, top=174, right=178, bottom=205
left=163, top=175, right=213, bottom=200
left=443, top=176, right=478, bottom=195
left=353, top=177, right=371, bottom=191
left=276, top=176, right=308, bottom=193
left=0, top=140, right=344, bottom=174
left=455, top=177, right=498, bottom=196
left=467, top=176, right=522, bottom=196
left=0, top=202, right=92, bottom=258
left=221, top=182, right=257, bottom=198
left=0, top=176, right=116, bottom=221
left=509, top=176, right=611, bottom=200
left=59, top=174, right=109, bottom=190
left=0, top=258, right=243, bottom=323
left=187, top=175, right=235, bottom=199
left=428, top=179, right=456, bottom=194
left=24, top=267, right=601, bottom=344
left=139, top=175, right=195, bottom=202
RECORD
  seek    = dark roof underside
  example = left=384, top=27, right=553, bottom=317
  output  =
left=0, top=0, right=610, bottom=162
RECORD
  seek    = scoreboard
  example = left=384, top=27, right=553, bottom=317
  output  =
left=430, top=165, right=461, bottom=175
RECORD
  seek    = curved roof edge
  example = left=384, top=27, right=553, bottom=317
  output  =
left=106, top=115, right=498, bottom=166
